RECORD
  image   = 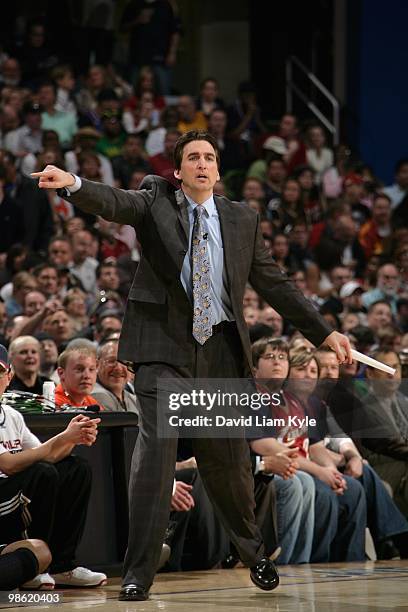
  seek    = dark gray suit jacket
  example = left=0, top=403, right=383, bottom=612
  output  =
left=64, top=175, right=331, bottom=370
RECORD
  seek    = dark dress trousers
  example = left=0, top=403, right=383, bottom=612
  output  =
left=64, top=175, right=331, bottom=588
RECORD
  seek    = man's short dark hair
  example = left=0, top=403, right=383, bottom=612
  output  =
left=173, top=131, right=220, bottom=170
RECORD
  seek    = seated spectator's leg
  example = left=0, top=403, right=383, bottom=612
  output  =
left=331, top=475, right=366, bottom=562
left=253, top=475, right=279, bottom=558
left=172, top=468, right=230, bottom=571
left=368, top=456, right=408, bottom=518
left=48, top=456, right=92, bottom=574
left=123, top=364, right=179, bottom=589
left=289, top=471, right=315, bottom=564
left=0, top=463, right=59, bottom=545
left=193, top=436, right=264, bottom=567
left=0, top=540, right=51, bottom=590
left=358, top=463, right=408, bottom=551
left=274, top=475, right=303, bottom=565
left=311, top=477, right=338, bottom=563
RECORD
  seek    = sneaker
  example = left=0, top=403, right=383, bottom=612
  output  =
left=21, top=573, right=55, bottom=590
left=51, top=567, right=107, bottom=587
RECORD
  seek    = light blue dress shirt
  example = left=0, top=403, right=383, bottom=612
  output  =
left=181, top=193, right=233, bottom=326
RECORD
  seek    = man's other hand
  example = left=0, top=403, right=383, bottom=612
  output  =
left=322, top=331, right=352, bottom=364
left=31, top=165, right=76, bottom=190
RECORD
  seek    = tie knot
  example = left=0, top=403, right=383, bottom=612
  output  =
left=194, top=205, right=205, bottom=219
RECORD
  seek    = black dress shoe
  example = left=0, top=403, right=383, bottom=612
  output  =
left=221, top=554, right=239, bottom=569
left=250, top=557, right=279, bottom=591
left=118, top=584, right=149, bottom=601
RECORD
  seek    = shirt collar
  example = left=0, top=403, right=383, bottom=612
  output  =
left=184, top=192, right=216, bottom=218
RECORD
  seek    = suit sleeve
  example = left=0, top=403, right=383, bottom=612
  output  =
left=248, top=214, right=332, bottom=347
left=59, top=175, right=158, bottom=228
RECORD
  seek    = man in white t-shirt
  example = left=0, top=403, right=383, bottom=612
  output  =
left=0, top=344, right=107, bottom=590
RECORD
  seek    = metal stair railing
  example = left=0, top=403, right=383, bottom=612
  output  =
left=286, top=55, right=340, bottom=145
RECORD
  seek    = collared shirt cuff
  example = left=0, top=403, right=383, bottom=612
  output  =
left=66, top=174, right=82, bottom=194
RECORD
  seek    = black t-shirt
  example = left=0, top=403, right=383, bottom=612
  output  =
left=8, top=374, right=51, bottom=396
left=122, top=0, right=181, bottom=65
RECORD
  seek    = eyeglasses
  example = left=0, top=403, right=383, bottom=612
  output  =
left=260, top=353, right=288, bottom=362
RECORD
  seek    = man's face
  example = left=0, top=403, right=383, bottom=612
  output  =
left=178, top=96, right=195, bottom=121
left=366, top=352, right=401, bottom=396
left=208, top=111, right=227, bottom=135
left=97, top=316, right=122, bottom=341
left=25, top=111, right=42, bottom=131
left=244, top=306, right=259, bottom=327
left=317, top=352, right=339, bottom=379
left=40, top=339, right=58, bottom=367
left=243, top=288, right=259, bottom=308
left=0, top=366, right=13, bottom=395
left=367, top=303, right=392, bottom=331
left=331, top=267, right=352, bottom=292
left=377, top=265, right=399, bottom=295
left=258, top=307, right=283, bottom=335
left=255, top=345, right=289, bottom=380
left=1, top=59, right=21, bottom=85
left=164, top=132, right=179, bottom=158
left=11, top=340, right=40, bottom=377
left=372, top=197, right=391, bottom=225
left=38, top=85, right=55, bottom=108
left=98, top=267, right=120, bottom=291
left=44, top=310, right=73, bottom=344
left=59, top=353, right=97, bottom=398
left=242, top=179, right=264, bottom=201
left=201, top=80, right=218, bottom=101
left=124, top=137, right=143, bottom=159
left=279, top=114, right=297, bottom=138
left=174, top=140, right=220, bottom=193
left=396, top=163, right=408, bottom=189
left=24, top=291, right=46, bottom=316
left=72, top=231, right=92, bottom=263
left=97, top=343, right=128, bottom=393
left=48, top=240, right=72, bottom=267
left=268, top=161, right=286, bottom=184
left=37, top=268, right=58, bottom=297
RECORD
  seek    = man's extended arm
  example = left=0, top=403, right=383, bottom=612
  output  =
left=31, top=165, right=153, bottom=228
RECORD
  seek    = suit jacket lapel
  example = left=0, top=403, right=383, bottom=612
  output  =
left=215, top=196, right=237, bottom=288
left=175, top=188, right=190, bottom=247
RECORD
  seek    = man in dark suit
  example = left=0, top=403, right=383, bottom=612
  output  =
left=33, top=131, right=352, bottom=601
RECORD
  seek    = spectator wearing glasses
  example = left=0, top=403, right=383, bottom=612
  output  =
left=92, top=339, right=139, bottom=413
left=362, top=264, right=401, bottom=314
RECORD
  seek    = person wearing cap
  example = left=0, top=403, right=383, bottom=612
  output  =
left=339, top=281, right=365, bottom=314
left=0, top=343, right=106, bottom=589
left=3, top=101, right=43, bottom=157
left=247, top=136, right=288, bottom=183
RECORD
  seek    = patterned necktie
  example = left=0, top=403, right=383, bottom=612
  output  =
left=192, top=205, right=212, bottom=344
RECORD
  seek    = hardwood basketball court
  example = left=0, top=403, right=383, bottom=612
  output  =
left=3, top=561, right=407, bottom=611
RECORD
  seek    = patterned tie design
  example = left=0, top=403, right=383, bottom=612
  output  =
left=192, top=205, right=212, bottom=344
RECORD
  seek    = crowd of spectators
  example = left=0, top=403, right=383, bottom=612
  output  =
left=0, top=4, right=407, bottom=589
